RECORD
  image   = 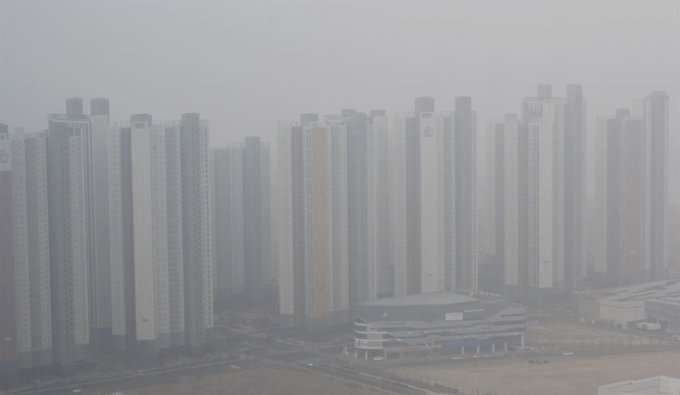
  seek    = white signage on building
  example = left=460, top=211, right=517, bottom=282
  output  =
left=445, top=312, right=463, bottom=321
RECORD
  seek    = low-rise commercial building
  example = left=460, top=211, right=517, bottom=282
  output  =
left=574, top=280, right=680, bottom=328
left=646, top=298, right=680, bottom=333
left=354, top=292, right=526, bottom=358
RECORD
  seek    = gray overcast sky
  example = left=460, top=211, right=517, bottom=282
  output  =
left=1, top=0, right=678, bottom=200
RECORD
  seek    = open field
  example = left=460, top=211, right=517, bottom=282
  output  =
left=526, top=321, right=660, bottom=350
left=392, top=350, right=680, bottom=395
left=85, top=365, right=394, bottom=395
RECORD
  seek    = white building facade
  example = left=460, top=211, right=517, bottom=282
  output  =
left=391, top=97, right=477, bottom=298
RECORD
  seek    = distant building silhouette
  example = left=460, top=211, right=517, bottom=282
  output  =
left=645, top=91, right=670, bottom=281
left=0, top=124, right=18, bottom=375
left=243, top=136, right=271, bottom=304
left=212, top=143, right=245, bottom=302
left=595, top=91, right=670, bottom=286
left=90, top=98, right=112, bottom=351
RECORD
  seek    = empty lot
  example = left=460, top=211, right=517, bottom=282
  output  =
left=88, top=365, right=395, bottom=395
left=392, top=350, right=680, bottom=395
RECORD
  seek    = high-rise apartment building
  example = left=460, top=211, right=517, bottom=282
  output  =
left=213, top=136, right=271, bottom=305
left=108, top=124, right=135, bottom=352
left=164, top=122, right=186, bottom=347
left=526, top=100, right=566, bottom=298
left=595, top=109, right=646, bottom=285
left=343, top=108, right=391, bottom=314
left=370, top=111, right=391, bottom=297
left=490, top=115, right=521, bottom=296
left=0, top=124, right=18, bottom=375
left=391, top=97, right=477, bottom=297
left=89, top=98, right=112, bottom=351
left=480, top=120, right=506, bottom=290
left=454, top=97, right=478, bottom=292
left=346, top=109, right=375, bottom=315
left=46, top=119, right=90, bottom=368
left=595, top=91, right=670, bottom=285
left=50, top=98, right=111, bottom=351
left=11, top=129, right=53, bottom=369
left=243, top=136, right=271, bottom=304
left=302, top=118, right=349, bottom=331
left=179, top=113, right=213, bottom=347
left=645, top=92, right=669, bottom=281
left=497, top=84, right=584, bottom=302
left=564, top=84, right=587, bottom=294
left=279, top=114, right=319, bottom=330
left=518, top=92, right=567, bottom=300
left=259, top=141, right=272, bottom=286
left=109, top=119, right=186, bottom=356
left=389, top=109, right=418, bottom=296
left=212, top=144, right=245, bottom=303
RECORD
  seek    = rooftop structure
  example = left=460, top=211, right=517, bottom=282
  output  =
left=574, top=280, right=680, bottom=327
left=358, top=292, right=478, bottom=307
left=598, top=376, right=680, bottom=395
left=595, top=280, right=680, bottom=303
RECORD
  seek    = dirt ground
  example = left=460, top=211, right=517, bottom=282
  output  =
left=91, top=365, right=393, bottom=395
left=392, top=350, right=680, bottom=395
left=526, top=321, right=660, bottom=350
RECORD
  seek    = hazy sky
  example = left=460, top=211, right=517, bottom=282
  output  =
left=1, top=0, right=678, bottom=200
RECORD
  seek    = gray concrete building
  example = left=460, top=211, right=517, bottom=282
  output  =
left=370, top=111, right=392, bottom=297
left=46, top=119, right=90, bottom=368
left=108, top=124, right=136, bottom=353
left=345, top=108, right=390, bottom=316
left=0, top=124, right=18, bottom=376
left=645, top=91, right=670, bottom=281
left=278, top=115, right=314, bottom=330
left=66, top=97, right=83, bottom=117
left=89, top=98, right=112, bottom=351
left=243, top=136, right=271, bottom=304
left=179, top=113, right=213, bottom=348
left=454, top=97, right=478, bottom=292
left=564, top=84, right=587, bottom=294
left=595, top=109, right=647, bottom=285
left=346, top=109, right=374, bottom=316
left=212, top=144, right=245, bottom=303
left=11, top=129, right=53, bottom=369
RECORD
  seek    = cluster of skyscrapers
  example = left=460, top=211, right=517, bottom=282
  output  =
left=278, top=97, right=479, bottom=331
left=212, top=136, right=272, bottom=305
left=593, top=91, right=670, bottom=286
left=481, top=85, right=669, bottom=304
left=0, top=98, right=272, bottom=375
left=279, top=86, right=671, bottom=331
left=482, top=85, right=587, bottom=303
left=0, top=85, right=671, bottom=371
